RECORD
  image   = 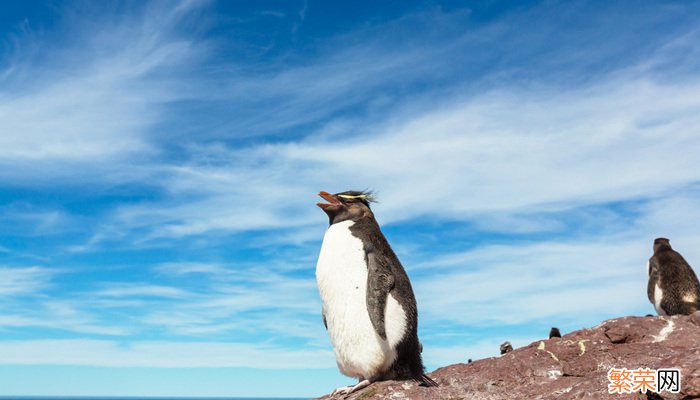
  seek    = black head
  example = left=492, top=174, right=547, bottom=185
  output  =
left=653, top=237, right=672, bottom=253
left=499, top=341, right=513, bottom=354
left=316, top=190, right=376, bottom=225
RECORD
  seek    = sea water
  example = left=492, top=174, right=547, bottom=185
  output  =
left=0, top=398, right=309, bottom=400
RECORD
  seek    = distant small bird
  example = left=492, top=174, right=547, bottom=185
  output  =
left=549, top=327, right=562, bottom=338
left=467, top=358, right=473, bottom=363
left=315, top=190, right=437, bottom=397
left=647, top=238, right=700, bottom=316
left=500, top=341, right=513, bottom=355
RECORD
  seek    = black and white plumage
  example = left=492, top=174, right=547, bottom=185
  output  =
left=647, top=238, right=700, bottom=316
left=499, top=341, right=513, bottom=355
left=315, top=190, right=436, bottom=396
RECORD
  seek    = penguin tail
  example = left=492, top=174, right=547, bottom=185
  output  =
left=417, top=374, right=439, bottom=387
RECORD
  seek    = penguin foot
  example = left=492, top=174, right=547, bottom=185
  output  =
left=330, top=379, right=372, bottom=398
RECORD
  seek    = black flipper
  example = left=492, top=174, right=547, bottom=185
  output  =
left=366, top=249, right=395, bottom=340
left=322, top=306, right=327, bottom=330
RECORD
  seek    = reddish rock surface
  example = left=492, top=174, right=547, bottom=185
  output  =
left=316, top=313, right=700, bottom=400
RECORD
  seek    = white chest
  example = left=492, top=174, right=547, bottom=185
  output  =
left=316, top=221, right=368, bottom=296
left=315, top=220, right=407, bottom=379
left=654, top=284, right=666, bottom=316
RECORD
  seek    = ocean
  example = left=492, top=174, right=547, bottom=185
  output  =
left=0, top=398, right=310, bottom=400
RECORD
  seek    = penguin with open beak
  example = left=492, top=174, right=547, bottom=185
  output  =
left=315, top=190, right=437, bottom=397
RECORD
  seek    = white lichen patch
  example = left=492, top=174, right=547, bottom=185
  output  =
left=546, top=350, right=560, bottom=362
left=554, top=387, right=573, bottom=395
left=561, top=339, right=588, bottom=356
left=578, top=340, right=587, bottom=356
left=653, top=319, right=675, bottom=343
left=537, top=341, right=560, bottom=362
left=388, top=390, right=408, bottom=400
left=547, top=369, right=562, bottom=380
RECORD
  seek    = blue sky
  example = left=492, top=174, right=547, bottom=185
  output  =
left=2, top=0, right=700, bottom=397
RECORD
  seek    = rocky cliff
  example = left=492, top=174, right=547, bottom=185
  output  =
left=316, top=313, right=700, bottom=399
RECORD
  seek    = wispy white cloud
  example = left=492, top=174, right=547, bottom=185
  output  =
left=154, top=261, right=228, bottom=276
left=6, top=1, right=700, bottom=246
left=0, top=339, right=333, bottom=368
left=2, top=258, right=324, bottom=342
left=0, top=267, right=132, bottom=336
left=94, top=284, right=191, bottom=299
left=96, top=71, right=700, bottom=242
left=131, top=272, right=322, bottom=339
left=414, top=239, right=650, bottom=327
left=283, top=79, right=700, bottom=222
left=0, top=1, right=206, bottom=184
left=0, top=266, right=53, bottom=296
left=0, top=300, right=129, bottom=336
left=0, top=203, right=72, bottom=235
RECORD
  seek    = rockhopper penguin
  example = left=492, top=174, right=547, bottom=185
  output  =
left=315, top=190, right=437, bottom=397
left=647, top=238, right=700, bottom=316
left=499, top=341, right=513, bottom=355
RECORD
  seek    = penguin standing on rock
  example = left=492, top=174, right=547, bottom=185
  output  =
left=499, top=341, right=513, bottom=355
left=647, top=238, right=700, bottom=316
left=315, top=190, right=437, bottom=397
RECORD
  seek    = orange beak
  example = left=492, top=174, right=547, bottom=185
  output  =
left=317, top=191, right=341, bottom=209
